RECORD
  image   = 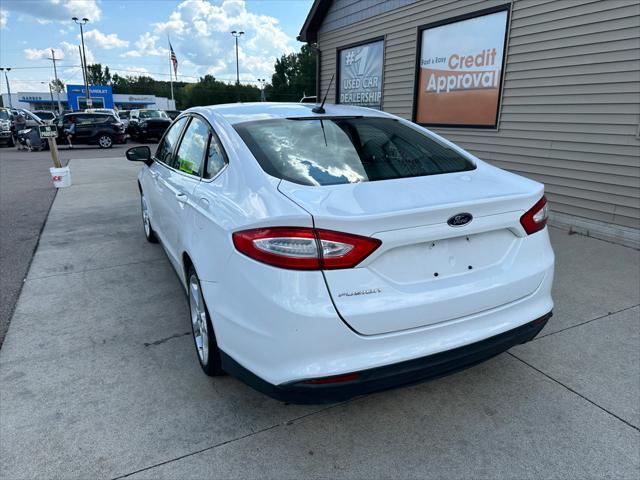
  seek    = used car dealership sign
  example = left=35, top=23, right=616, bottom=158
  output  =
left=338, top=39, right=384, bottom=109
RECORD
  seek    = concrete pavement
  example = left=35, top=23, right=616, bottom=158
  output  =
left=0, top=142, right=154, bottom=348
left=1, top=156, right=638, bottom=479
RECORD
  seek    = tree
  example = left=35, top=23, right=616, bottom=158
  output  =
left=88, top=45, right=316, bottom=109
left=266, top=44, right=316, bottom=102
left=50, top=78, right=65, bottom=93
left=86, top=63, right=111, bottom=85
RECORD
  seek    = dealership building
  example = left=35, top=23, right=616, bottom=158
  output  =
left=1, top=84, right=175, bottom=111
left=299, top=0, right=640, bottom=247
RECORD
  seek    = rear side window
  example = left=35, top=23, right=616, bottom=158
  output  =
left=155, top=116, right=187, bottom=165
left=173, top=117, right=209, bottom=176
left=75, top=115, right=93, bottom=125
left=92, top=115, right=110, bottom=124
left=205, top=133, right=226, bottom=179
left=234, top=117, right=475, bottom=186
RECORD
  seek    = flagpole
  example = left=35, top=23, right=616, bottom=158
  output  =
left=168, top=36, right=175, bottom=109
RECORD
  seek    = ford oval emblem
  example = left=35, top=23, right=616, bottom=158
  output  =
left=447, top=213, right=473, bottom=227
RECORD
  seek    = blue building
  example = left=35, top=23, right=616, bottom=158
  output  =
left=66, top=84, right=114, bottom=110
left=3, top=85, right=174, bottom=112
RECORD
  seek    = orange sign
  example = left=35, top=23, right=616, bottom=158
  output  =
left=415, top=9, right=509, bottom=127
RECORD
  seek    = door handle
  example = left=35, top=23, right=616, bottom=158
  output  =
left=175, top=192, right=188, bottom=204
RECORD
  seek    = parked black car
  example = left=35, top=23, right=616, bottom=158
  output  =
left=55, top=112, right=126, bottom=148
left=128, top=109, right=171, bottom=141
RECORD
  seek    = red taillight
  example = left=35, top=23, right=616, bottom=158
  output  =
left=232, top=227, right=381, bottom=270
left=111, top=122, right=123, bottom=131
left=302, top=372, right=360, bottom=384
left=520, top=196, right=548, bottom=235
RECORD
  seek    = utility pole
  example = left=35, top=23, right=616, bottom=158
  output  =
left=41, top=82, right=55, bottom=111
left=0, top=68, right=13, bottom=108
left=47, top=49, right=63, bottom=113
left=231, top=30, right=244, bottom=102
left=72, top=17, right=92, bottom=108
left=257, top=78, right=266, bottom=102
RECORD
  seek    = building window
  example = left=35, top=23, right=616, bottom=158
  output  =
left=413, top=5, right=510, bottom=128
left=336, top=38, right=384, bottom=110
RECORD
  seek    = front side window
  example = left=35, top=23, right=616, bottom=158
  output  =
left=36, top=112, right=55, bottom=120
left=234, top=117, right=475, bottom=186
left=155, top=116, right=188, bottom=165
left=173, top=117, right=209, bottom=176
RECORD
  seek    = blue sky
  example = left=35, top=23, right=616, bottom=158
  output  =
left=0, top=0, right=313, bottom=93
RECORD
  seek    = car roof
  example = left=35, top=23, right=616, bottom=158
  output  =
left=187, top=102, right=393, bottom=125
left=64, top=112, right=108, bottom=117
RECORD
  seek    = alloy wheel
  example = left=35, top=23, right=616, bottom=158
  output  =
left=189, top=274, right=209, bottom=365
left=98, top=135, right=112, bottom=148
left=141, top=196, right=150, bottom=237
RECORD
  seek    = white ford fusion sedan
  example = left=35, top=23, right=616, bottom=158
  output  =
left=126, top=103, right=554, bottom=403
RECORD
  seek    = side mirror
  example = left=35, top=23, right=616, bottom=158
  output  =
left=126, top=145, right=152, bottom=165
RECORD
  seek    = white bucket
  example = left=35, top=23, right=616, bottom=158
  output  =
left=50, top=166, right=72, bottom=188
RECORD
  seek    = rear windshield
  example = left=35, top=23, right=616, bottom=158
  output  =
left=139, top=110, right=167, bottom=119
left=234, top=117, right=475, bottom=186
left=0, top=110, right=9, bottom=121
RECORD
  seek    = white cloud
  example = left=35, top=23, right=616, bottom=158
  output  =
left=24, top=47, right=53, bottom=61
left=121, top=32, right=165, bottom=58
left=83, top=29, right=129, bottom=49
left=128, top=0, right=296, bottom=82
left=0, top=9, right=8, bottom=28
left=2, top=0, right=102, bottom=24
left=153, top=11, right=185, bottom=34
left=23, top=40, right=94, bottom=64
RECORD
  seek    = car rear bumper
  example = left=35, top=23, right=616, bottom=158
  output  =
left=221, top=312, right=551, bottom=404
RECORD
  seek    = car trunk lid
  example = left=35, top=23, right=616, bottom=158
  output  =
left=278, top=163, right=546, bottom=335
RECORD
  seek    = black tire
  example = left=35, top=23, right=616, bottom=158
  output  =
left=140, top=193, right=158, bottom=243
left=97, top=134, right=113, bottom=148
left=187, top=266, right=224, bottom=376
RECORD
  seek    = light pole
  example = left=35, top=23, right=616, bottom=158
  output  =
left=0, top=68, right=13, bottom=109
left=257, top=78, right=266, bottom=102
left=72, top=17, right=92, bottom=108
left=231, top=30, right=244, bottom=101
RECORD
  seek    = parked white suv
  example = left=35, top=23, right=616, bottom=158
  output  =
left=126, top=103, right=554, bottom=403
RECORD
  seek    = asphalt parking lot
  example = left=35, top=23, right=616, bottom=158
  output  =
left=0, top=141, right=156, bottom=347
left=0, top=156, right=638, bottom=479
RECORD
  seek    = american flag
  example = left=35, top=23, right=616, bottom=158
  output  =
left=169, top=41, right=178, bottom=79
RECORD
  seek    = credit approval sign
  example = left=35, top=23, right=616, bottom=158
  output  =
left=415, top=8, right=509, bottom=127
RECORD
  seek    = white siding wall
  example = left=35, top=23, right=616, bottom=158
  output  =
left=317, top=0, right=640, bottom=232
